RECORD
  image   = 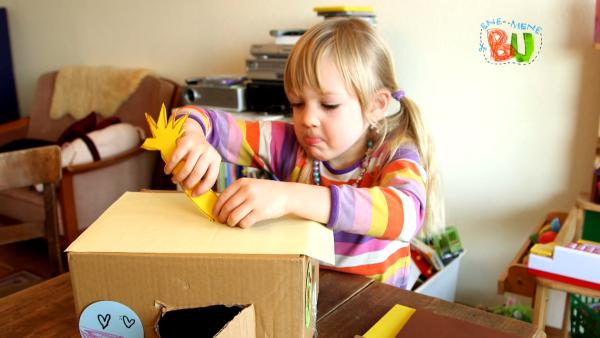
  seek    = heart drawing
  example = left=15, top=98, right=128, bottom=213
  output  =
left=97, top=314, right=111, bottom=329
left=122, top=315, right=135, bottom=329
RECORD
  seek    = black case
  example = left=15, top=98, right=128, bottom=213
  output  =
left=245, top=80, right=290, bottom=115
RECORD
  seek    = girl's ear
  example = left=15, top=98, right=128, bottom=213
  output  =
left=369, top=89, right=392, bottom=121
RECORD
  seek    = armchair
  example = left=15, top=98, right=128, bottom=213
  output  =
left=0, top=71, right=180, bottom=246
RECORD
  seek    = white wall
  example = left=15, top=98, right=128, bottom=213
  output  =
left=2, top=0, right=599, bottom=307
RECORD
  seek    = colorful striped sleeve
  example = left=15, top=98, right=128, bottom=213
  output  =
left=178, top=105, right=299, bottom=180
left=327, top=145, right=426, bottom=242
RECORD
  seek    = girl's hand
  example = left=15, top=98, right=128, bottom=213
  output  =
left=164, top=119, right=222, bottom=196
left=214, top=178, right=292, bottom=228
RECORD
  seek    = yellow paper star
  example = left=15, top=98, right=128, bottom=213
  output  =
left=141, top=103, right=218, bottom=221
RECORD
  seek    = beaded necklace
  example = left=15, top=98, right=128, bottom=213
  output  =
left=313, top=139, right=374, bottom=187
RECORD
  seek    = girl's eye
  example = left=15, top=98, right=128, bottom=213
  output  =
left=322, top=103, right=340, bottom=110
left=290, top=102, right=304, bottom=109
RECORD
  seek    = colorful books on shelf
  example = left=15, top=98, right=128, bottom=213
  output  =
left=216, top=163, right=273, bottom=192
left=410, top=238, right=444, bottom=272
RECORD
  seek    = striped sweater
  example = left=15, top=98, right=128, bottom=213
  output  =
left=182, top=106, right=427, bottom=289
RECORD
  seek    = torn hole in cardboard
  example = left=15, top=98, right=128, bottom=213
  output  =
left=154, top=301, right=256, bottom=338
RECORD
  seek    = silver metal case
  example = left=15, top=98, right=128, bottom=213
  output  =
left=182, top=84, right=246, bottom=112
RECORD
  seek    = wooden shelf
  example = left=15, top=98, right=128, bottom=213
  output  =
left=576, top=192, right=600, bottom=212
left=497, top=211, right=568, bottom=297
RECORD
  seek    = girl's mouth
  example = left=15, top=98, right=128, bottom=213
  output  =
left=303, top=136, right=323, bottom=146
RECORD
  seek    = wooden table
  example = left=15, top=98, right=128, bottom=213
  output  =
left=0, top=270, right=543, bottom=337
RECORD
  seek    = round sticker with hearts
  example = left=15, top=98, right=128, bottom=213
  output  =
left=79, top=300, right=143, bottom=338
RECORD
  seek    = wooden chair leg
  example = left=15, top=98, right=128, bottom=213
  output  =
left=59, top=172, right=80, bottom=246
left=561, top=293, right=570, bottom=338
left=44, top=182, right=64, bottom=274
left=533, top=284, right=549, bottom=335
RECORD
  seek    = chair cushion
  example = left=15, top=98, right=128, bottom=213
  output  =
left=61, top=123, right=145, bottom=167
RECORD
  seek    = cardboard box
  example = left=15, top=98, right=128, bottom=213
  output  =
left=67, top=192, right=334, bottom=337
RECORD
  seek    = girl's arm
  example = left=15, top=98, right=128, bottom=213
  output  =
left=327, top=146, right=427, bottom=242
left=286, top=182, right=331, bottom=223
left=213, top=179, right=331, bottom=227
left=176, top=105, right=299, bottom=179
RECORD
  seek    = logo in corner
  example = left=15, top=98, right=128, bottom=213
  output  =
left=479, top=18, right=543, bottom=65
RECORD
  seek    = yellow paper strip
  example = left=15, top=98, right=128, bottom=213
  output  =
left=363, top=304, right=415, bottom=338
left=186, top=189, right=217, bottom=222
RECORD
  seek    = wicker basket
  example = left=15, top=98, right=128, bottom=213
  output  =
left=570, top=294, right=600, bottom=338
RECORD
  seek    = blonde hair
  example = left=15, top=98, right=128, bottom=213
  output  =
left=284, top=18, right=445, bottom=236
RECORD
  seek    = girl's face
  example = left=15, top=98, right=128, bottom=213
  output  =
left=290, top=54, right=369, bottom=169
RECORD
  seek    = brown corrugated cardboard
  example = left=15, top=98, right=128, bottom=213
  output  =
left=67, top=192, right=333, bottom=337
left=214, top=305, right=255, bottom=338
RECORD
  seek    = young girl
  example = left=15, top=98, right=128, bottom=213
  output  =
left=166, top=18, right=444, bottom=289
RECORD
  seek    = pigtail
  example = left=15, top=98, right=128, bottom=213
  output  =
left=386, top=97, right=446, bottom=236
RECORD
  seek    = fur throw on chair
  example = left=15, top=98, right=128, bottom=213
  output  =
left=49, top=65, right=154, bottom=120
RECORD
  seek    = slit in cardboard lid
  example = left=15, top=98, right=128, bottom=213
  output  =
left=154, top=301, right=255, bottom=338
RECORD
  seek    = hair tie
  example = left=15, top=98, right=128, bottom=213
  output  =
left=392, top=90, right=405, bottom=101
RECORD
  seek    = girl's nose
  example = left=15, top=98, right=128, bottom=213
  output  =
left=299, top=106, right=319, bottom=127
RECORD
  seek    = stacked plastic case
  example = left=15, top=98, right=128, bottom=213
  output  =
left=244, top=30, right=303, bottom=114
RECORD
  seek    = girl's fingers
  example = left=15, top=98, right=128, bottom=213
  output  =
left=213, top=182, right=234, bottom=215
left=172, top=147, right=201, bottom=183
left=164, top=152, right=180, bottom=175
left=215, top=183, right=245, bottom=223
left=183, top=156, right=209, bottom=191
left=192, top=160, right=218, bottom=196
left=165, top=138, right=190, bottom=174
left=237, top=209, right=259, bottom=229
left=225, top=201, right=253, bottom=227
left=190, top=148, right=212, bottom=185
